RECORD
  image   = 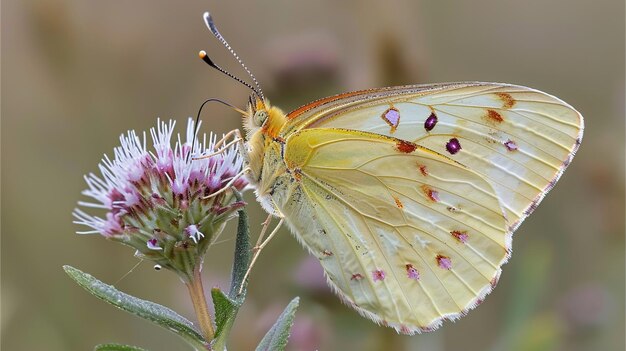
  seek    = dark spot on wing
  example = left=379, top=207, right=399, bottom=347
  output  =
left=424, top=112, right=438, bottom=132
left=445, top=138, right=462, bottom=154
left=351, top=273, right=364, bottom=281
left=436, top=255, right=452, bottom=270
left=372, top=269, right=386, bottom=281
left=405, top=264, right=420, bottom=280
left=504, top=139, right=518, bottom=151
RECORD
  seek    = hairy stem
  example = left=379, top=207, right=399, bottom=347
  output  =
left=186, top=267, right=215, bottom=344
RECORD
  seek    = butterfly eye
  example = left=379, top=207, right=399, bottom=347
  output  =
left=254, top=110, right=268, bottom=126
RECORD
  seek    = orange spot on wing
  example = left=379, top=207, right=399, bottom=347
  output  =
left=418, top=164, right=428, bottom=176
left=396, top=139, right=417, bottom=153
left=450, top=230, right=469, bottom=243
left=393, top=196, right=404, bottom=208
left=495, top=92, right=516, bottom=109
left=486, top=109, right=504, bottom=123
left=421, top=185, right=440, bottom=202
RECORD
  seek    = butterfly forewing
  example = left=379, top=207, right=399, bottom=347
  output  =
left=284, top=83, right=583, bottom=228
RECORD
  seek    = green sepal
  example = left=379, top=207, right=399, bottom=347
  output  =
left=63, top=265, right=209, bottom=350
left=255, top=297, right=300, bottom=351
left=94, top=343, right=148, bottom=351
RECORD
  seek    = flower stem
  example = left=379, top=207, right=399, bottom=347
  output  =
left=186, top=267, right=215, bottom=343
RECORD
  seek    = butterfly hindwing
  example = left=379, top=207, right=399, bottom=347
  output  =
left=277, top=128, right=510, bottom=333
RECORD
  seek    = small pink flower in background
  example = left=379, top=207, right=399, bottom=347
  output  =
left=73, top=119, right=247, bottom=281
left=558, top=283, right=613, bottom=330
left=293, top=256, right=329, bottom=292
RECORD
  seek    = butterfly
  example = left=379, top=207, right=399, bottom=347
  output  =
left=199, top=12, right=584, bottom=334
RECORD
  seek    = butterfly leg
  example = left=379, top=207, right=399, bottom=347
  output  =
left=193, top=129, right=244, bottom=160
left=216, top=129, right=243, bottom=149
left=201, top=167, right=250, bottom=199
left=253, top=214, right=274, bottom=248
left=238, top=216, right=284, bottom=295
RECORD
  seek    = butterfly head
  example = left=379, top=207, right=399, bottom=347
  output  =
left=244, top=95, right=286, bottom=139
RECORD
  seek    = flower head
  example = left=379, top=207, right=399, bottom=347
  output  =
left=73, top=119, right=247, bottom=281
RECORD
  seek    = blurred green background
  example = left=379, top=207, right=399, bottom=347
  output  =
left=2, top=1, right=624, bottom=350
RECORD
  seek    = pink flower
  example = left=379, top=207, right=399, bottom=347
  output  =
left=73, top=119, right=247, bottom=281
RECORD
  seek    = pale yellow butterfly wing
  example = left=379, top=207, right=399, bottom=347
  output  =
left=275, top=128, right=509, bottom=333
left=283, top=82, right=583, bottom=231
left=263, top=82, right=582, bottom=333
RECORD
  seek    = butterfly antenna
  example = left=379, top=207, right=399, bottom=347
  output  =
left=189, top=98, right=246, bottom=161
left=203, top=11, right=265, bottom=100
left=198, top=51, right=259, bottom=96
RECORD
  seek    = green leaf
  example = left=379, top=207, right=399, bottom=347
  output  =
left=63, top=266, right=209, bottom=350
left=229, top=190, right=251, bottom=300
left=255, top=297, right=300, bottom=351
left=94, top=343, right=148, bottom=351
left=210, top=288, right=240, bottom=351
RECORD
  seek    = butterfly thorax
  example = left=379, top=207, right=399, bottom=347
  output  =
left=242, top=97, right=289, bottom=214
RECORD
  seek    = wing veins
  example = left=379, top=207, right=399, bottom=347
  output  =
left=355, top=169, right=509, bottom=233
left=447, top=142, right=546, bottom=193
left=509, top=107, right=581, bottom=132
left=302, top=185, right=359, bottom=302
left=306, top=176, right=423, bottom=321
left=307, top=150, right=523, bottom=225
left=433, top=94, right=579, bottom=128
left=435, top=104, right=575, bottom=150
left=372, top=174, right=488, bottom=301
left=302, top=163, right=503, bottom=315
left=419, top=86, right=503, bottom=104
left=431, top=105, right=573, bottom=154
left=363, top=218, right=418, bottom=322
left=306, top=170, right=501, bottom=276
left=413, top=122, right=562, bottom=172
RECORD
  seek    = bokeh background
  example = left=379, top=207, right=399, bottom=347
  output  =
left=2, top=1, right=624, bottom=350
